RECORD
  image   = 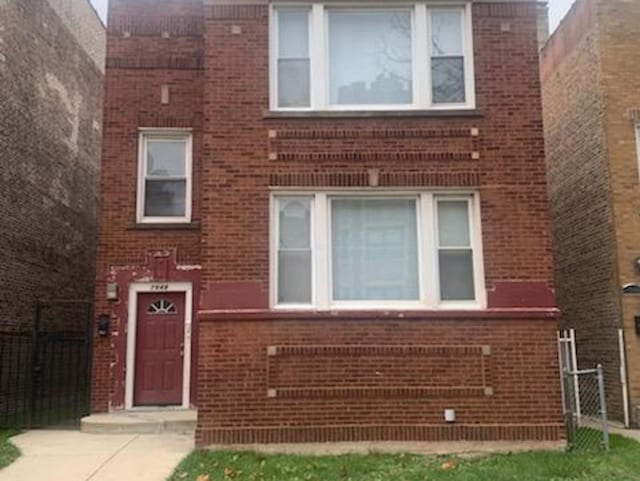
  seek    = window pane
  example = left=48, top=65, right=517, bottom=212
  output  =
left=332, top=198, right=419, bottom=301
left=279, top=198, right=311, bottom=249
left=432, top=57, right=465, bottom=104
left=278, top=9, right=309, bottom=58
left=144, top=179, right=186, bottom=217
left=277, top=197, right=312, bottom=304
left=431, top=10, right=463, bottom=56
left=438, top=201, right=470, bottom=247
left=328, top=10, right=413, bottom=106
left=278, top=59, right=311, bottom=108
left=146, top=140, right=186, bottom=177
left=278, top=251, right=312, bottom=304
left=439, top=250, right=475, bottom=301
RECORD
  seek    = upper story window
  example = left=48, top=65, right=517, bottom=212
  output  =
left=271, top=192, right=485, bottom=310
left=137, top=130, right=192, bottom=224
left=270, top=3, right=475, bottom=111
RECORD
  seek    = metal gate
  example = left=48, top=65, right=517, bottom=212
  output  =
left=558, top=330, right=610, bottom=450
left=0, top=301, right=92, bottom=428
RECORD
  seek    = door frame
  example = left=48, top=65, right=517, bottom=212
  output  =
left=125, top=282, right=193, bottom=410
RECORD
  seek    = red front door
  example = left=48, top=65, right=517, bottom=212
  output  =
left=134, top=292, right=185, bottom=406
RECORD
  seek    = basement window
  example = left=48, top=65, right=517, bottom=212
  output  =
left=136, top=130, right=192, bottom=224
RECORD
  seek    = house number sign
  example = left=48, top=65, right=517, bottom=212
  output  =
left=150, top=284, right=170, bottom=291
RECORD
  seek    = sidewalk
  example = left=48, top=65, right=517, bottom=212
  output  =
left=0, top=430, right=193, bottom=481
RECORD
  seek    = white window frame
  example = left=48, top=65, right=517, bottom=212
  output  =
left=136, top=128, right=193, bottom=224
left=269, top=2, right=475, bottom=112
left=270, top=191, right=486, bottom=310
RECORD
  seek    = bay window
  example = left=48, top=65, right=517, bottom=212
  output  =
left=270, top=3, right=475, bottom=111
left=272, top=192, right=485, bottom=309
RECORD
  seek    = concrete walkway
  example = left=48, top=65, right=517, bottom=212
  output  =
left=0, top=430, right=193, bottom=481
left=610, top=426, right=640, bottom=443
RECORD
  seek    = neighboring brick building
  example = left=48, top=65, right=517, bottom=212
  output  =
left=0, top=0, right=105, bottom=329
left=541, top=0, right=640, bottom=426
left=94, top=0, right=563, bottom=445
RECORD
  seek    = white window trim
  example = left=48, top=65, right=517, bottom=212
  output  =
left=125, top=282, right=193, bottom=410
left=270, top=190, right=486, bottom=310
left=269, top=2, right=475, bottom=112
left=136, top=128, right=193, bottom=224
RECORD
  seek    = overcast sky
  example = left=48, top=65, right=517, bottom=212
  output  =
left=88, top=0, right=576, bottom=36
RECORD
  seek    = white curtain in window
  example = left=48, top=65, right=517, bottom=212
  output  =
left=331, top=198, right=419, bottom=301
left=437, top=200, right=475, bottom=301
left=277, top=197, right=313, bottom=303
left=144, top=138, right=187, bottom=217
left=277, top=9, right=311, bottom=108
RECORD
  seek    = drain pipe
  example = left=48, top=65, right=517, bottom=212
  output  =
left=619, top=329, right=630, bottom=428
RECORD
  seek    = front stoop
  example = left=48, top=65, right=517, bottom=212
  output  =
left=81, top=409, right=197, bottom=435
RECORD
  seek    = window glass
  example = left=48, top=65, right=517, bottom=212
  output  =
left=144, top=180, right=186, bottom=217
left=277, top=8, right=311, bottom=108
left=331, top=198, right=419, bottom=301
left=437, top=200, right=474, bottom=301
left=439, top=250, right=475, bottom=300
left=431, top=10, right=463, bottom=55
left=147, top=140, right=186, bottom=177
left=438, top=200, right=470, bottom=247
left=277, top=198, right=313, bottom=303
left=278, top=9, right=309, bottom=58
left=430, top=9, right=465, bottom=104
left=328, top=10, right=413, bottom=106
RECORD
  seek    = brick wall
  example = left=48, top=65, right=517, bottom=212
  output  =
left=0, top=0, right=104, bottom=331
left=597, top=0, right=640, bottom=423
left=197, top=316, right=562, bottom=444
left=541, top=0, right=640, bottom=424
left=91, top=0, right=204, bottom=411
left=96, top=0, right=563, bottom=443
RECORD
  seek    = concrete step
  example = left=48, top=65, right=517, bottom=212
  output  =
left=81, top=409, right=197, bottom=435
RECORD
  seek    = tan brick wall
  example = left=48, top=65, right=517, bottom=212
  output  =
left=46, top=0, right=106, bottom=72
left=598, top=0, right=640, bottom=422
left=542, top=0, right=640, bottom=424
left=541, top=0, right=625, bottom=421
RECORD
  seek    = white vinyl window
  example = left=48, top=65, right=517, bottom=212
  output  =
left=270, top=3, right=475, bottom=111
left=271, top=192, right=485, bottom=309
left=137, top=130, right=192, bottom=224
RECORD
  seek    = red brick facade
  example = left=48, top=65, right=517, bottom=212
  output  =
left=94, top=0, right=563, bottom=445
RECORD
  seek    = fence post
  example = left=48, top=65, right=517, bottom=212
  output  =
left=597, top=364, right=610, bottom=451
left=28, top=303, right=42, bottom=428
left=569, top=329, right=581, bottom=425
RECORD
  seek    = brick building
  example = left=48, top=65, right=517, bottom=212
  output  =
left=93, top=0, right=563, bottom=445
left=0, top=0, right=105, bottom=329
left=541, top=0, right=640, bottom=427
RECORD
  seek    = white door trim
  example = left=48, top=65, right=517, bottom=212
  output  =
left=125, top=282, right=193, bottom=410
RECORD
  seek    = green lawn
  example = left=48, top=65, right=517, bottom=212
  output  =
left=0, top=430, right=20, bottom=470
left=168, top=434, right=640, bottom=481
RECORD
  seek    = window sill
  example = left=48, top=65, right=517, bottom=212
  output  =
left=263, top=109, right=483, bottom=119
left=127, top=221, right=200, bottom=231
left=199, top=308, right=560, bottom=322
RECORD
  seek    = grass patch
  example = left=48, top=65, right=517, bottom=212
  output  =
left=168, top=434, right=640, bottom=481
left=0, top=430, right=20, bottom=470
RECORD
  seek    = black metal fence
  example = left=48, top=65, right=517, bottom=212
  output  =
left=0, top=301, right=92, bottom=429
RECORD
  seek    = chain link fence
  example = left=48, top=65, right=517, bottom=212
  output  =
left=559, top=330, right=610, bottom=451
